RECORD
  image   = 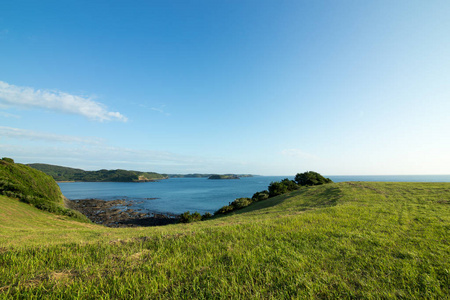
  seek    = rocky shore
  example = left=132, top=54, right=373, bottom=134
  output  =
left=66, top=198, right=179, bottom=228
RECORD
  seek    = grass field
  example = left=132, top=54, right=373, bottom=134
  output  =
left=1, top=182, right=449, bottom=299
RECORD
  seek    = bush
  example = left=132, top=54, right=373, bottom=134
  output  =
left=295, top=171, right=332, bottom=186
left=252, top=190, right=269, bottom=202
left=202, top=212, right=212, bottom=220
left=230, top=197, right=252, bottom=209
left=280, top=178, right=299, bottom=191
left=179, top=211, right=202, bottom=223
left=179, top=211, right=192, bottom=223
left=268, top=181, right=289, bottom=197
left=215, top=205, right=234, bottom=215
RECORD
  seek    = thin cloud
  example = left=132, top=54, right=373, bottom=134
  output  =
left=150, top=106, right=171, bottom=116
left=0, top=126, right=103, bottom=145
left=0, top=142, right=246, bottom=173
left=0, top=81, right=127, bottom=122
left=0, top=111, right=20, bottom=119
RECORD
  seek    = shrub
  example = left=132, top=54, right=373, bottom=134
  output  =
left=214, top=205, right=234, bottom=215
left=295, top=171, right=332, bottom=186
left=268, top=181, right=288, bottom=197
left=179, top=211, right=202, bottom=223
left=280, top=178, right=299, bottom=191
left=179, top=211, right=192, bottom=223
left=202, top=212, right=212, bottom=220
left=230, top=197, right=252, bottom=209
left=191, top=211, right=202, bottom=222
left=252, top=190, right=269, bottom=202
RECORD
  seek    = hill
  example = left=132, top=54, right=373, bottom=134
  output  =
left=0, top=158, right=89, bottom=222
left=168, top=173, right=253, bottom=178
left=28, top=163, right=168, bottom=182
left=0, top=178, right=449, bottom=298
left=208, top=174, right=240, bottom=179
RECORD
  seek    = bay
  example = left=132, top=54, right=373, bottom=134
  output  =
left=59, top=176, right=290, bottom=215
left=59, top=174, right=450, bottom=215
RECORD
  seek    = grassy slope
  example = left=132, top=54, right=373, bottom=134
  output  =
left=0, top=160, right=89, bottom=222
left=0, top=182, right=449, bottom=299
left=0, top=161, right=63, bottom=204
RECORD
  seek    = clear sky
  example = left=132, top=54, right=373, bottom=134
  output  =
left=1, top=1, right=449, bottom=175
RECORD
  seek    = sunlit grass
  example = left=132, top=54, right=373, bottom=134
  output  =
left=1, top=182, right=449, bottom=298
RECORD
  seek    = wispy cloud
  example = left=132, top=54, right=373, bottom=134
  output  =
left=0, top=125, right=253, bottom=173
left=150, top=107, right=170, bottom=116
left=0, top=81, right=127, bottom=122
left=0, top=111, right=20, bottom=119
left=138, top=103, right=170, bottom=116
left=281, top=149, right=318, bottom=160
left=0, top=126, right=103, bottom=145
left=0, top=140, right=250, bottom=173
left=0, top=143, right=214, bottom=172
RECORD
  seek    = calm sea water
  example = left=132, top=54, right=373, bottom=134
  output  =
left=59, top=175, right=450, bottom=215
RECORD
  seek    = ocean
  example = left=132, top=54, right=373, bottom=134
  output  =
left=59, top=175, right=450, bottom=215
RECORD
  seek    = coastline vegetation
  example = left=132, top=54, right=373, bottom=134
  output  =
left=0, top=159, right=449, bottom=298
left=213, top=171, right=333, bottom=216
left=28, top=163, right=167, bottom=182
left=0, top=158, right=89, bottom=222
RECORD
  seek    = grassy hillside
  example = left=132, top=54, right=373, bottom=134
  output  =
left=28, top=163, right=168, bottom=182
left=1, top=181, right=449, bottom=298
left=0, top=158, right=89, bottom=222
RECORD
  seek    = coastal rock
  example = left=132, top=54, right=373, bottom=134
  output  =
left=66, top=198, right=179, bottom=228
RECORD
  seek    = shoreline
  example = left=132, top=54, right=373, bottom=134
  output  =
left=57, top=179, right=165, bottom=183
left=66, top=198, right=179, bottom=228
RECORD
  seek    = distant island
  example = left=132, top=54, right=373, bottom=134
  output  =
left=208, top=174, right=240, bottom=180
left=28, top=163, right=167, bottom=182
left=28, top=164, right=255, bottom=182
left=169, top=174, right=253, bottom=178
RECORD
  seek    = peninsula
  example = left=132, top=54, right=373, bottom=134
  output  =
left=28, top=163, right=167, bottom=182
left=208, top=174, right=240, bottom=180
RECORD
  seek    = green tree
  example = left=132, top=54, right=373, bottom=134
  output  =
left=294, top=171, right=332, bottom=186
left=280, top=178, right=298, bottom=191
left=268, top=181, right=288, bottom=197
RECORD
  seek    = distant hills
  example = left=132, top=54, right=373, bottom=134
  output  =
left=27, top=163, right=254, bottom=182
left=169, top=174, right=253, bottom=178
left=28, top=163, right=168, bottom=182
left=208, top=174, right=240, bottom=180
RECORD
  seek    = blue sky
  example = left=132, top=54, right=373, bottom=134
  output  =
left=1, top=1, right=449, bottom=175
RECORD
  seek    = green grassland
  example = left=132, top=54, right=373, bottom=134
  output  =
left=1, top=178, right=449, bottom=298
